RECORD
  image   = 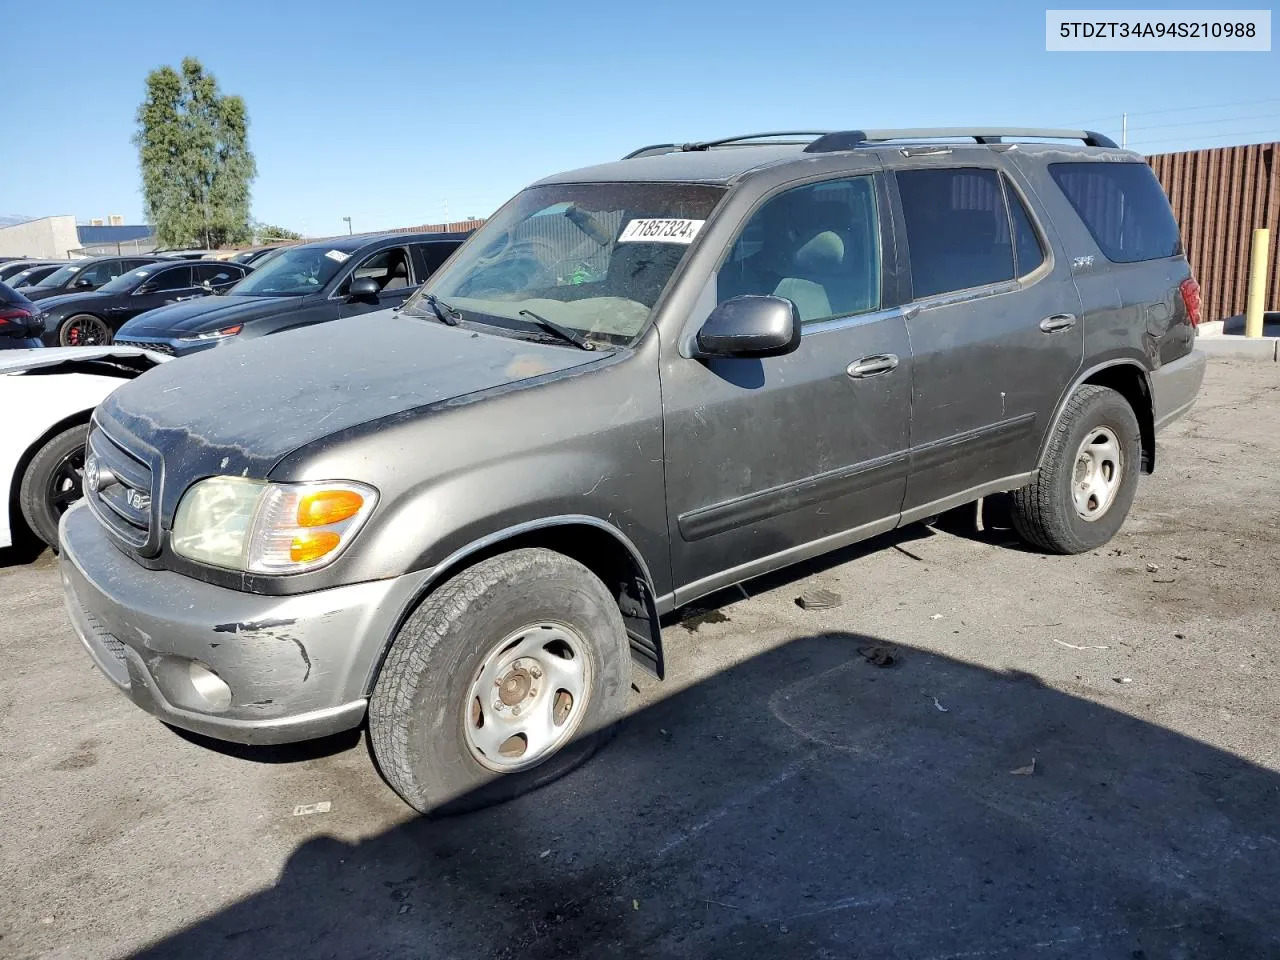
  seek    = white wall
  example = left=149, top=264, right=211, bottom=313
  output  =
left=0, top=216, right=82, bottom=259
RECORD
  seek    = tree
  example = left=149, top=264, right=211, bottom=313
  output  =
left=134, top=58, right=256, bottom=249
left=252, top=223, right=303, bottom=243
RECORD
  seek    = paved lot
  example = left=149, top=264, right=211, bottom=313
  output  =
left=2, top=357, right=1278, bottom=960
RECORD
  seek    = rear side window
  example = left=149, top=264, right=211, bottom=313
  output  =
left=1048, top=162, right=1181, bottom=263
left=897, top=168, right=1014, bottom=299
left=1007, top=185, right=1046, bottom=276
left=415, top=241, right=460, bottom=277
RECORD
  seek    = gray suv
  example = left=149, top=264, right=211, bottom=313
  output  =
left=58, top=127, right=1206, bottom=813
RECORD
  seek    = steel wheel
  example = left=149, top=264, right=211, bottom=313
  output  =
left=1072, top=426, right=1122, bottom=521
left=61, top=314, right=112, bottom=347
left=463, top=622, right=592, bottom=773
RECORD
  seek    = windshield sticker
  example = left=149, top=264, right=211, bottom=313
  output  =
left=325, top=249, right=350, bottom=263
left=617, top=218, right=706, bottom=244
left=134, top=271, right=150, bottom=278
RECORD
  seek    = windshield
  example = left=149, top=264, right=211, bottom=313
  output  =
left=32, top=263, right=83, bottom=288
left=97, top=268, right=154, bottom=295
left=226, top=246, right=348, bottom=297
left=408, top=182, right=727, bottom=344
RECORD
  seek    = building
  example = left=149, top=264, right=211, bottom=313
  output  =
left=0, top=216, right=156, bottom=259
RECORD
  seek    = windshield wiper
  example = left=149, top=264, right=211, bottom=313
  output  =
left=418, top=293, right=462, bottom=326
left=518, top=309, right=596, bottom=351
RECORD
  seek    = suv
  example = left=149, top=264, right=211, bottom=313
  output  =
left=19, top=256, right=163, bottom=301
left=112, top=231, right=468, bottom=356
left=58, top=128, right=1205, bottom=813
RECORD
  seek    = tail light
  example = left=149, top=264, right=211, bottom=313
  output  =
left=1179, top=277, right=1202, bottom=327
left=0, top=306, right=33, bottom=326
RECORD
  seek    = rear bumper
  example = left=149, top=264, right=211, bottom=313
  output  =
left=58, top=503, right=432, bottom=745
left=1151, top=349, right=1206, bottom=432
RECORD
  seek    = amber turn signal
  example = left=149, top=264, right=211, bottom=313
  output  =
left=297, top=489, right=365, bottom=527
left=290, top=531, right=342, bottom=563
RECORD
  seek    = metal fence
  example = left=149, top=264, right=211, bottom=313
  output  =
left=1148, top=142, right=1279, bottom=323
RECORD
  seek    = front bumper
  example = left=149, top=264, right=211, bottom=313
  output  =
left=1151, top=349, right=1207, bottom=431
left=58, top=503, right=432, bottom=745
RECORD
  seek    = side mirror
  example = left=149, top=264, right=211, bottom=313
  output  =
left=135, top=283, right=155, bottom=296
left=694, top=295, right=801, bottom=359
left=348, top=277, right=381, bottom=302
left=74, top=277, right=94, bottom=289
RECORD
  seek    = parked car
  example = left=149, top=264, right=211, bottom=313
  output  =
left=153, top=248, right=220, bottom=260
left=113, top=231, right=467, bottom=356
left=1, top=346, right=169, bottom=550
left=229, top=244, right=293, bottom=265
left=0, top=281, right=46, bottom=349
left=0, top=259, right=66, bottom=282
left=18, top=256, right=164, bottom=302
left=36, top=260, right=249, bottom=346
left=3, top=262, right=69, bottom=289
left=58, top=127, right=1205, bottom=814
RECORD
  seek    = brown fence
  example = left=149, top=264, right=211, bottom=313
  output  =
left=1148, top=143, right=1279, bottom=322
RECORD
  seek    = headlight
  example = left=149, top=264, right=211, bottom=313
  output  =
left=181, top=323, right=243, bottom=341
left=171, top=477, right=377, bottom=573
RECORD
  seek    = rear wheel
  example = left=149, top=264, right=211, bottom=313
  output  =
left=1011, top=385, right=1141, bottom=554
left=368, top=548, right=631, bottom=815
left=19, top=423, right=89, bottom=550
left=59, top=314, right=112, bottom=347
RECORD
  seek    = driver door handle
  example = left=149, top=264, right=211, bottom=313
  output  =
left=1039, top=313, right=1077, bottom=333
left=847, top=354, right=900, bottom=379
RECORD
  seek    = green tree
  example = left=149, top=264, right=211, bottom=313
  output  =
left=134, top=58, right=256, bottom=249
left=252, top=223, right=303, bottom=242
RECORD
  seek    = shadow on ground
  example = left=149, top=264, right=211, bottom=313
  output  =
left=134, top=623, right=1279, bottom=959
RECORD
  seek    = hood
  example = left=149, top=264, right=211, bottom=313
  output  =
left=117, top=295, right=287, bottom=337
left=32, top=291, right=111, bottom=314
left=98, top=310, right=607, bottom=477
left=0, top=345, right=171, bottom=376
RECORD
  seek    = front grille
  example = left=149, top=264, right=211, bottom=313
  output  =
left=86, top=426, right=154, bottom=548
left=115, top=340, right=175, bottom=356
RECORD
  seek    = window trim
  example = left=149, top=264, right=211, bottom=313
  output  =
left=999, top=173, right=1051, bottom=281
left=711, top=170, right=891, bottom=328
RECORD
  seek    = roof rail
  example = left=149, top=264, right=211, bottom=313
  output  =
left=804, top=128, right=1119, bottom=152
left=622, top=131, right=831, bottom=160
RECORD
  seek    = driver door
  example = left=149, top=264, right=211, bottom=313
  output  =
left=660, top=173, right=913, bottom=603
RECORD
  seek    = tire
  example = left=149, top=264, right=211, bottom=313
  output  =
left=19, top=423, right=89, bottom=550
left=58, top=314, right=112, bottom=347
left=369, top=547, right=631, bottom=815
left=1011, top=385, right=1141, bottom=554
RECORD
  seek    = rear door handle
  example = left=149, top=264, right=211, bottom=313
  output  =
left=847, top=354, right=900, bottom=378
left=1039, top=313, right=1077, bottom=333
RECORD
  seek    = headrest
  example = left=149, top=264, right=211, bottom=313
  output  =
left=794, top=230, right=845, bottom=272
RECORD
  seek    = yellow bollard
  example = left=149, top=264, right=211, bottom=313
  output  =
left=1244, top=227, right=1271, bottom=338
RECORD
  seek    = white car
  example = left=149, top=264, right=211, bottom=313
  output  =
left=1, top=347, right=170, bottom=550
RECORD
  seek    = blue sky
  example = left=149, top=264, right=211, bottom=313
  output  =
left=2, top=0, right=1276, bottom=235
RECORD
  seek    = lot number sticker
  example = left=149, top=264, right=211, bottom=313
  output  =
left=617, top=219, right=705, bottom=244
left=325, top=249, right=350, bottom=263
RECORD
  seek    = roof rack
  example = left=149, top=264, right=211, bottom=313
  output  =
left=803, top=128, right=1118, bottom=152
left=622, top=132, right=832, bottom=160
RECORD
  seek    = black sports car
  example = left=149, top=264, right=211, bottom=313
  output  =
left=37, top=260, right=249, bottom=346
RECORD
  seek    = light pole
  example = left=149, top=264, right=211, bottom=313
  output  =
left=342, top=216, right=352, bottom=235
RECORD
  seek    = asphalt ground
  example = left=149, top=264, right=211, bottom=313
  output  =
left=1, top=356, right=1276, bottom=959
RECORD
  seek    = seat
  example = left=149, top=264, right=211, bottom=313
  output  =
left=379, top=253, right=410, bottom=292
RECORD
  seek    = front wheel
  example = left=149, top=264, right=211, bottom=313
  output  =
left=1011, top=384, right=1141, bottom=554
left=369, top=548, right=631, bottom=815
left=19, top=423, right=89, bottom=550
left=59, top=314, right=112, bottom=347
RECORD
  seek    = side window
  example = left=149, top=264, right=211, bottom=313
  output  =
left=1005, top=181, right=1046, bottom=276
left=77, top=261, right=116, bottom=285
left=1049, top=161, right=1181, bottom=263
left=147, top=266, right=193, bottom=292
left=193, top=263, right=238, bottom=286
left=414, top=241, right=459, bottom=278
left=346, top=247, right=412, bottom=293
left=897, top=167, right=1014, bottom=299
left=717, top=175, right=881, bottom=323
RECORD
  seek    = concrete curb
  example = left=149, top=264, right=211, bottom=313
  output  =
left=1196, top=335, right=1279, bottom=361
